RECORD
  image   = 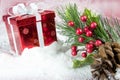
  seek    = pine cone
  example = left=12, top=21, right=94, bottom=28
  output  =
left=91, top=42, right=120, bottom=80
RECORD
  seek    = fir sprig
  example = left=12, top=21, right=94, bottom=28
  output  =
left=57, top=4, right=85, bottom=45
left=83, top=9, right=110, bottom=42
left=57, top=4, right=120, bottom=68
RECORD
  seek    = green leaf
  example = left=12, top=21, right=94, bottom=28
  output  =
left=73, top=54, right=94, bottom=68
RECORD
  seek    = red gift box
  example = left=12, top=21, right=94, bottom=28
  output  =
left=3, top=10, right=57, bottom=55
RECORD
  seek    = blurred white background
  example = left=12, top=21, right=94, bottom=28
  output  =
left=0, top=0, right=120, bottom=22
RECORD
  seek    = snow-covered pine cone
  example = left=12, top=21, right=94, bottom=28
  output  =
left=91, top=42, right=120, bottom=80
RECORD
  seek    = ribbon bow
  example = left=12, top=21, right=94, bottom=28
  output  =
left=9, top=3, right=39, bottom=15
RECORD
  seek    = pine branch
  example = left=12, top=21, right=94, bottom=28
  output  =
left=83, top=9, right=110, bottom=42
left=112, top=18, right=120, bottom=37
left=102, top=17, right=120, bottom=42
left=57, top=4, right=85, bottom=45
left=57, top=4, right=120, bottom=68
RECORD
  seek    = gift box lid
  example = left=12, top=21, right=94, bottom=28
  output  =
left=3, top=14, right=36, bottom=27
left=3, top=10, right=55, bottom=26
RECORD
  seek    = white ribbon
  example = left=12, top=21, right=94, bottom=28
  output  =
left=7, top=16, right=19, bottom=55
left=7, top=3, right=45, bottom=55
left=11, top=3, right=39, bottom=15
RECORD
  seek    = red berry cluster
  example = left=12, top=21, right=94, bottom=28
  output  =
left=76, top=15, right=97, bottom=43
left=71, top=46, right=77, bottom=56
left=70, top=15, right=103, bottom=57
left=71, top=39, right=102, bottom=57
left=81, top=39, right=102, bottom=58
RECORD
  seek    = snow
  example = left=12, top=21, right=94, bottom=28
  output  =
left=0, top=41, right=92, bottom=80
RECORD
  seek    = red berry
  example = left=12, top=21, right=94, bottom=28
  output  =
left=68, top=21, right=74, bottom=27
left=71, top=51, right=77, bottom=56
left=81, top=52, right=87, bottom=58
left=87, top=48, right=93, bottom=53
left=71, top=46, right=77, bottom=51
left=84, top=26, right=90, bottom=33
left=76, top=28, right=83, bottom=35
left=78, top=37, right=85, bottom=43
left=86, top=31, right=93, bottom=37
left=90, top=22, right=97, bottom=29
left=95, top=40, right=102, bottom=47
left=80, top=15, right=87, bottom=22
left=86, top=43, right=94, bottom=49
left=89, top=40, right=95, bottom=45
